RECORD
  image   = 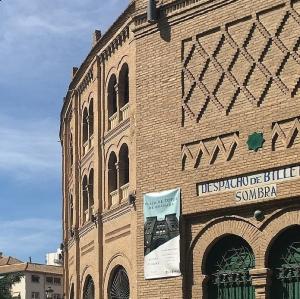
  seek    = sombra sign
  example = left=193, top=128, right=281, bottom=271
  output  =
left=144, top=188, right=181, bottom=279
left=198, top=165, right=300, bottom=202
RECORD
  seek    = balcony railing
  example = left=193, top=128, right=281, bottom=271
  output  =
left=83, top=209, right=89, bottom=223
left=109, top=112, right=118, bottom=130
left=83, top=140, right=89, bottom=156
left=110, top=189, right=119, bottom=206
left=120, top=183, right=130, bottom=201
left=120, top=103, right=129, bottom=121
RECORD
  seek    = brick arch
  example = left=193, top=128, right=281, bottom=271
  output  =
left=80, top=265, right=96, bottom=295
left=116, top=55, right=130, bottom=75
left=87, top=91, right=95, bottom=104
left=105, top=67, right=118, bottom=89
left=262, top=208, right=300, bottom=267
left=105, top=145, right=119, bottom=166
left=116, top=135, right=131, bottom=156
left=190, top=217, right=262, bottom=285
left=103, top=252, right=133, bottom=299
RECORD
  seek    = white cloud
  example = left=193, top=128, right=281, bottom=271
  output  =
left=0, top=218, right=61, bottom=262
left=0, top=115, right=60, bottom=181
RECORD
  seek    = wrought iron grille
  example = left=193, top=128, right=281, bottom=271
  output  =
left=109, top=267, right=130, bottom=299
left=83, top=276, right=95, bottom=299
left=207, top=237, right=255, bottom=299
left=271, top=241, right=300, bottom=299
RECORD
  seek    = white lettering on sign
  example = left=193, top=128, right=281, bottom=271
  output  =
left=198, top=165, right=300, bottom=201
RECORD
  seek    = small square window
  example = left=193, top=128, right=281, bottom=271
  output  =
left=46, top=276, right=53, bottom=284
left=32, top=292, right=39, bottom=299
left=31, top=275, right=40, bottom=283
left=53, top=277, right=61, bottom=285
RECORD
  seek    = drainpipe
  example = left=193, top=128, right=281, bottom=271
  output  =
left=147, top=0, right=158, bottom=23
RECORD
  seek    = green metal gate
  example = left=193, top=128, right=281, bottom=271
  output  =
left=207, top=236, right=255, bottom=299
left=270, top=227, right=300, bottom=299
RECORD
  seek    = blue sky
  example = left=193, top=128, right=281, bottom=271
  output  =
left=0, top=0, right=128, bottom=264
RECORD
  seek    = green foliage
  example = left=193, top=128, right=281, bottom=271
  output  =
left=0, top=273, right=23, bottom=299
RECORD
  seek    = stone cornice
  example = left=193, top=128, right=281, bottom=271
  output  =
left=60, top=3, right=135, bottom=123
left=133, top=0, right=237, bottom=38
left=78, top=220, right=96, bottom=238
left=103, top=118, right=131, bottom=145
left=101, top=201, right=132, bottom=223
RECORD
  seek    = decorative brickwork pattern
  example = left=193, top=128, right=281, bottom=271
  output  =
left=182, top=132, right=239, bottom=170
left=272, top=116, right=300, bottom=150
left=182, top=1, right=300, bottom=124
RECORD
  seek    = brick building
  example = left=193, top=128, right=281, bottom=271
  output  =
left=60, top=0, right=300, bottom=298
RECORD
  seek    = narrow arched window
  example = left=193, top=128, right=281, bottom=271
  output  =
left=70, top=284, right=74, bottom=299
left=82, top=175, right=88, bottom=222
left=119, top=144, right=129, bottom=201
left=88, top=99, right=94, bottom=137
left=88, top=169, right=94, bottom=207
left=108, top=75, right=117, bottom=118
left=82, top=108, right=88, bottom=144
left=119, top=64, right=129, bottom=122
left=108, top=152, right=118, bottom=206
left=69, top=194, right=74, bottom=228
left=69, top=133, right=73, bottom=166
left=119, top=64, right=129, bottom=108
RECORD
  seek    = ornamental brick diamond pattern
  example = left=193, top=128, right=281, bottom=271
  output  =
left=182, top=1, right=300, bottom=123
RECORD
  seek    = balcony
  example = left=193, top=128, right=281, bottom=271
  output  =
left=110, top=189, right=119, bottom=206
left=120, top=103, right=129, bottom=121
left=109, top=112, right=118, bottom=130
left=120, top=183, right=130, bottom=201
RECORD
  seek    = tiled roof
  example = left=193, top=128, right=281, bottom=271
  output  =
left=0, top=263, right=63, bottom=275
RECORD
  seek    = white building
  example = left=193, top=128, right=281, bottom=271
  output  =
left=0, top=254, right=63, bottom=299
left=46, top=249, right=63, bottom=267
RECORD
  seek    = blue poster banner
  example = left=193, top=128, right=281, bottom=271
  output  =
left=144, top=188, right=181, bottom=279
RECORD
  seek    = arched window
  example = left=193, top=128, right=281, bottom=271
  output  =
left=206, top=235, right=255, bottom=299
left=82, top=175, right=88, bottom=222
left=108, top=266, right=130, bottom=299
left=88, top=169, right=94, bottom=207
left=108, top=75, right=117, bottom=118
left=69, top=133, right=73, bottom=166
left=119, top=64, right=129, bottom=108
left=268, top=225, right=300, bottom=299
left=119, top=64, right=129, bottom=122
left=82, top=108, right=88, bottom=144
left=69, top=194, right=74, bottom=228
left=108, top=152, right=118, bottom=206
left=83, top=275, right=94, bottom=299
left=119, top=144, right=129, bottom=201
left=88, top=99, right=94, bottom=137
left=70, top=283, right=74, bottom=299
left=119, top=144, right=129, bottom=187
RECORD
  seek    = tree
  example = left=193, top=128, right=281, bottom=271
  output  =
left=0, top=273, right=23, bottom=299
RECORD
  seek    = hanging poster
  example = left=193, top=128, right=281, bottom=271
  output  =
left=144, top=188, right=181, bottom=279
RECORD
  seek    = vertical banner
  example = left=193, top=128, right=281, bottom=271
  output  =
left=144, top=188, right=181, bottom=279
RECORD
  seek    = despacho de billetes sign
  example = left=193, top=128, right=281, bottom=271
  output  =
left=198, top=165, right=300, bottom=202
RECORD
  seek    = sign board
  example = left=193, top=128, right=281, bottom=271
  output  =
left=144, top=188, right=181, bottom=279
left=198, top=165, right=300, bottom=202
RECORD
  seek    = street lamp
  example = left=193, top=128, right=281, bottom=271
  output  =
left=45, top=286, right=54, bottom=299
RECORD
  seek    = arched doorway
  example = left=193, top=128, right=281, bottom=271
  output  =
left=205, top=235, right=255, bottom=299
left=83, top=275, right=95, bottom=299
left=268, top=225, right=300, bottom=299
left=108, top=266, right=130, bottom=299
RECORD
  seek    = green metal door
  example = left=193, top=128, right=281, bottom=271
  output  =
left=270, top=226, right=300, bottom=299
left=207, top=235, right=255, bottom=299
